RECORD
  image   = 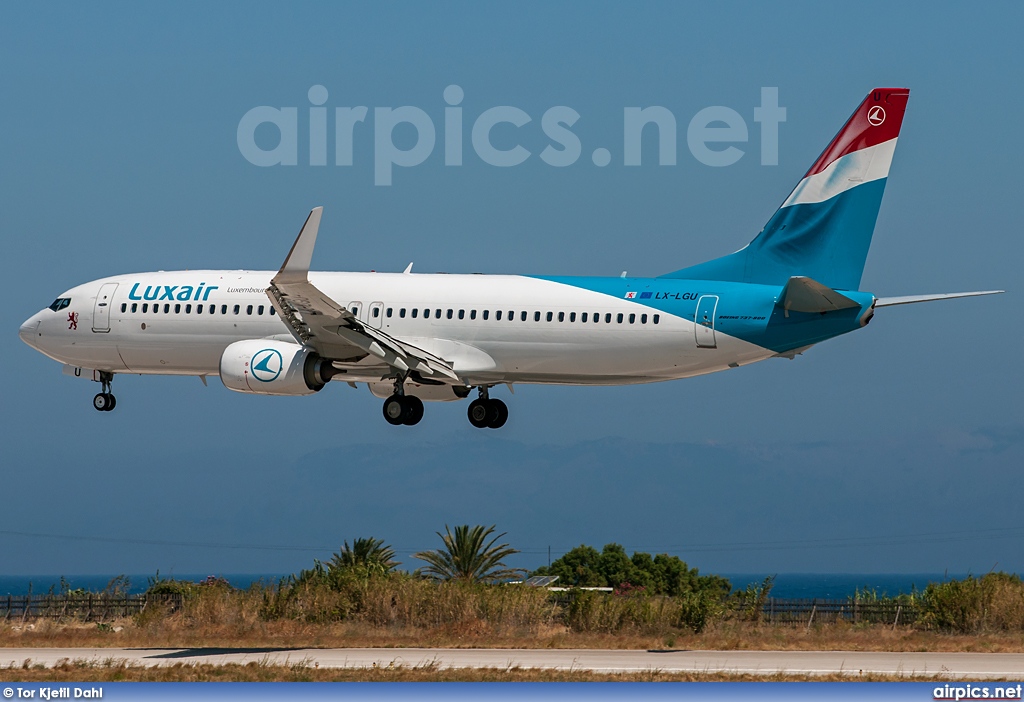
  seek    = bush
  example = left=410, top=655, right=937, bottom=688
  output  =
left=921, top=572, right=1024, bottom=633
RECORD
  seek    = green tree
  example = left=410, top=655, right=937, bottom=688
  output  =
left=533, top=545, right=605, bottom=587
left=329, top=537, right=400, bottom=575
left=414, top=524, right=525, bottom=583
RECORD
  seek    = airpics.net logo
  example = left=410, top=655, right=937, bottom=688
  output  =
left=236, top=85, right=787, bottom=186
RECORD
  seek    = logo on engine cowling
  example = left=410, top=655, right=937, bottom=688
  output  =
left=250, top=348, right=284, bottom=382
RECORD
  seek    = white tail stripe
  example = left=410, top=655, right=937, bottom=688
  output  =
left=782, top=138, right=898, bottom=208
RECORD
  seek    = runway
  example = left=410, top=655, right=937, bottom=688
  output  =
left=3, top=648, right=1024, bottom=678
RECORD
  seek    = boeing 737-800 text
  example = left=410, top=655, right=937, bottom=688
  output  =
left=19, top=88, right=1002, bottom=428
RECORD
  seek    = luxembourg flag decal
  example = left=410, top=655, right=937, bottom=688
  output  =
left=625, top=291, right=637, bottom=299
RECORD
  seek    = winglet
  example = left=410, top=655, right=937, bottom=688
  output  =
left=273, top=207, right=323, bottom=285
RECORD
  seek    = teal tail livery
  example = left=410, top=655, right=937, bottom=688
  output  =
left=19, top=88, right=1004, bottom=428
left=665, top=88, right=908, bottom=290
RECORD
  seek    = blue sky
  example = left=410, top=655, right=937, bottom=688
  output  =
left=2, top=2, right=1022, bottom=578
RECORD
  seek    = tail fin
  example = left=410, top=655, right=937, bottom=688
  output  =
left=663, top=88, right=910, bottom=290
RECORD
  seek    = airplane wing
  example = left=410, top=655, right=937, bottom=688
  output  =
left=874, top=290, right=1004, bottom=307
left=265, top=207, right=460, bottom=382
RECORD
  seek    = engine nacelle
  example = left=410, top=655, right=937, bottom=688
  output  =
left=219, top=339, right=333, bottom=396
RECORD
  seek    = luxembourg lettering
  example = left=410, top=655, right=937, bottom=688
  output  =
left=127, top=283, right=219, bottom=302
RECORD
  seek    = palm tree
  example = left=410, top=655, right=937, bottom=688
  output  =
left=414, top=524, right=525, bottom=583
left=329, top=537, right=400, bottom=575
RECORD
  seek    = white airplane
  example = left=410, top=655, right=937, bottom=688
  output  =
left=19, top=88, right=1002, bottom=428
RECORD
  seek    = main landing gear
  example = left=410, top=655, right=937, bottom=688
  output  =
left=467, top=387, right=507, bottom=429
left=382, top=376, right=424, bottom=426
left=93, top=371, right=116, bottom=412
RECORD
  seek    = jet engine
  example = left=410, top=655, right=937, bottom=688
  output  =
left=219, top=339, right=336, bottom=396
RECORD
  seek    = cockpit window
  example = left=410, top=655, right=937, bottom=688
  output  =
left=48, top=298, right=71, bottom=312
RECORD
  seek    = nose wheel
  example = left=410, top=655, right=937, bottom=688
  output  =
left=92, top=372, right=116, bottom=412
left=467, top=389, right=508, bottom=429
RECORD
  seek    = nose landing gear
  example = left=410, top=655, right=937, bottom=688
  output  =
left=93, top=372, right=116, bottom=412
left=467, top=387, right=508, bottom=429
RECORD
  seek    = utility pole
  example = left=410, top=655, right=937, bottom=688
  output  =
left=548, top=546, right=551, bottom=568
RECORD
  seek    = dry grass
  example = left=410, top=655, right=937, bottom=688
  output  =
left=0, top=659, right=999, bottom=683
left=3, top=617, right=1024, bottom=652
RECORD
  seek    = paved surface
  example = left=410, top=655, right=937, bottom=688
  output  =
left=3, top=648, right=1024, bottom=678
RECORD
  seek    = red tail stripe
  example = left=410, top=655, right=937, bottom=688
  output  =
left=805, top=88, right=909, bottom=177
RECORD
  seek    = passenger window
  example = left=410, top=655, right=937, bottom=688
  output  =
left=556, top=312, right=563, bottom=322
left=534, top=311, right=541, bottom=322
left=258, top=305, right=264, bottom=315
left=470, top=310, right=476, bottom=320
left=221, top=305, right=227, bottom=314
left=120, top=303, right=127, bottom=313
left=386, top=308, right=393, bottom=318
left=496, top=310, right=502, bottom=321
left=411, top=308, right=417, bottom=318
left=641, top=313, right=647, bottom=324
left=483, top=310, right=489, bottom=320
left=400, top=308, right=406, bottom=318
left=142, top=303, right=149, bottom=313
left=435, top=309, right=442, bottom=318
left=175, top=304, right=181, bottom=313
left=546, top=312, right=553, bottom=322
left=458, top=310, right=465, bottom=320
left=233, top=305, right=240, bottom=315
left=270, top=307, right=276, bottom=316
left=164, top=304, right=170, bottom=313
left=246, top=305, right=252, bottom=315
left=570, top=312, right=576, bottom=322
left=423, top=309, right=429, bottom=318
left=509, top=310, right=514, bottom=321
left=197, top=304, right=203, bottom=314
left=520, top=311, right=526, bottom=321
left=617, top=313, right=624, bottom=323
left=447, top=309, right=453, bottom=319
left=186, top=304, right=192, bottom=313
left=581, top=312, right=588, bottom=322
left=605, top=313, right=611, bottom=323
left=629, top=313, right=635, bottom=324
left=594, top=313, right=600, bottom=323
left=653, top=314, right=660, bottom=324
left=131, top=303, right=138, bottom=313
left=351, top=306, right=359, bottom=317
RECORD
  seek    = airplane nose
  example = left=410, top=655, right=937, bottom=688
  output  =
left=19, top=315, right=40, bottom=347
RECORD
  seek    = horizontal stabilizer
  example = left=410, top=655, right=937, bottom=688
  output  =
left=875, top=290, right=1004, bottom=307
left=779, top=276, right=860, bottom=314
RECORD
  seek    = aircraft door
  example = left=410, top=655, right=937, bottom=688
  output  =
left=92, top=282, right=118, bottom=333
left=348, top=301, right=363, bottom=321
left=368, top=301, right=384, bottom=328
left=694, top=295, right=718, bottom=348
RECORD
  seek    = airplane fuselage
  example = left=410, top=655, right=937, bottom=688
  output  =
left=19, top=269, right=876, bottom=391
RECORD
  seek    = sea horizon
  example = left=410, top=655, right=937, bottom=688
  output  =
left=0, top=572, right=1007, bottom=599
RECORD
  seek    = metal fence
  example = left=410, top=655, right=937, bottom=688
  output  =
left=760, top=598, right=918, bottom=626
left=1, top=593, right=182, bottom=622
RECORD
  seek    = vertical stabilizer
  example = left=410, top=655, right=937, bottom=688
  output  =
left=663, top=88, right=910, bottom=290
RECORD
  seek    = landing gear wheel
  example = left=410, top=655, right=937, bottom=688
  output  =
left=383, top=395, right=407, bottom=425
left=93, top=393, right=114, bottom=412
left=106, top=393, right=116, bottom=411
left=403, top=395, right=424, bottom=426
left=467, top=398, right=491, bottom=428
left=487, top=399, right=508, bottom=428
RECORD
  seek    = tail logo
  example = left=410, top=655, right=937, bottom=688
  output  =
left=867, top=106, right=886, bottom=126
